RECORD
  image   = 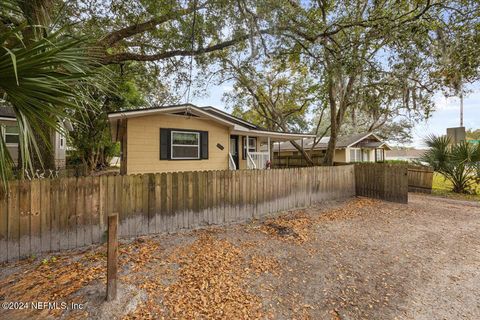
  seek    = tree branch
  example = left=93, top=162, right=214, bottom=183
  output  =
left=103, top=30, right=270, bottom=64
left=99, top=5, right=204, bottom=47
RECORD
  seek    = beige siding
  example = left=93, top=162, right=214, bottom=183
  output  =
left=127, top=114, right=230, bottom=174
left=334, top=149, right=347, bottom=162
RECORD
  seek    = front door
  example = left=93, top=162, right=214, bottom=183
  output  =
left=230, top=135, right=239, bottom=169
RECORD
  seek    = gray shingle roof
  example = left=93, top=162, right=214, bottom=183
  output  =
left=272, top=132, right=387, bottom=152
left=0, top=105, right=15, bottom=118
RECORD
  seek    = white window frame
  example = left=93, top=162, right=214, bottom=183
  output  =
left=170, top=130, right=200, bottom=160
left=376, top=148, right=384, bottom=162
left=349, top=148, right=362, bottom=162
left=1, top=125, right=19, bottom=146
left=59, top=133, right=66, bottom=150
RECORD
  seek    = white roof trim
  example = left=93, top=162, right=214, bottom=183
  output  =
left=231, top=128, right=315, bottom=140
left=0, top=117, right=16, bottom=122
left=202, top=106, right=256, bottom=128
left=108, top=106, right=236, bottom=128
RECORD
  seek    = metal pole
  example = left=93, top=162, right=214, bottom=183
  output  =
left=460, top=88, right=464, bottom=127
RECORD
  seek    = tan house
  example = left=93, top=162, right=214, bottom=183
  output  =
left=108, top=104, right=314, bottom=174
left=0, top=106, right=67, bottom=168
left=273, top=132, right=391, bottom=164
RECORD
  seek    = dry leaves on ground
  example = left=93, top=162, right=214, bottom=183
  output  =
left=128, top=232, right=265, bottom=320
left=259, top=211, right=314, bottom=243
left=248, top=255, right=281, bottom=275
left=316, top=197, right=381, bottom=222
left=165, top=233, right=263, bottom=319
left=0, top=238, right=161, bottom=319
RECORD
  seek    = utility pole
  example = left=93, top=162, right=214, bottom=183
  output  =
left=459, top=76, right=464, bottom=127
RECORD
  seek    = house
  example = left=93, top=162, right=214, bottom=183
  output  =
left=385, top=148, right=427, bottom=162
left=273, top=132, right=391, bottom=164
left=0, top=106, right=67, bottom=168
left=107, top=104, right=315, bottom=174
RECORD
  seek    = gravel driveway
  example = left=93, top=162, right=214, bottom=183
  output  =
left=0, top=194, right=479, bottom=320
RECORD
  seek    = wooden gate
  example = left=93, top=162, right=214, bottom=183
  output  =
left=355, top=163, right=408, bottom=203
left=408, top=166, right=434, bottom=193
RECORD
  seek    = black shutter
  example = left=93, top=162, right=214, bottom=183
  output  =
left=160, top=128, right=170, bottom=160
left=200, top=131, right=209, bottom=159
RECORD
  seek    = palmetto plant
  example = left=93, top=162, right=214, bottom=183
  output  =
left=0, top=0, right=109, bottom=183
left=421, top=135, right=480, bottom=194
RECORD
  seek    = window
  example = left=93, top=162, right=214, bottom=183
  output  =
left=242, top=137, right=257, bottom=159
left=59, top=134, right=65, bottom=149
left=171, top=131, right=200, bottom=159
left=376, top=149, right=384, bottom=162
left=2, top=125, right=19, bottom=145
left=349, top=148, right=362, bottom=162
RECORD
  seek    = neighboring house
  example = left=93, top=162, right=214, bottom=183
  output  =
left=107, top=104, right=314, bottom=174
left=0, top=106, right=67, bottom=168
left=273, top=132, right=391, bottom=163
left=385, top=148, right=427, bottom=162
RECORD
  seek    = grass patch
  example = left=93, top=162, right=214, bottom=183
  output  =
left=431, top=172, right=480, bottom=202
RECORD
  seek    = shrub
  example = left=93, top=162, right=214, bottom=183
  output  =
left=421, top=135, right=480, bottom=194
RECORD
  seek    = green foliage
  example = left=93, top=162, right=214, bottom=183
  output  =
left=0, top=0, right=110, bottom=182
left=221, top=58, right=316, bottom=132
left=421, top=135, right=480, bottom=194
left=466, top=129, right=480, bottom=141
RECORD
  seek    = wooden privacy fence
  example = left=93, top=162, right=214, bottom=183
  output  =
left=355, top=163, right=408, bottom=203
left=0, top=165, right=355, bottom=263
left=408, top=166, right=434, bottom=193
left=272, top=155, right=324, bottom=168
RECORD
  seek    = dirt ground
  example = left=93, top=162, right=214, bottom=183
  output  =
left=0, top=194, right=479, bottom=320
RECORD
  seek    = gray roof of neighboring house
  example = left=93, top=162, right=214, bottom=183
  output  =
left=273, top=132, right=389, bottom=151
left=385, top=149, right=427, bottom=158
left=0, top=106, right=16, bottom=119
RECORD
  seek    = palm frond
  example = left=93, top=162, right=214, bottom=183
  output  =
left=0, top=23, right=111, bottom=185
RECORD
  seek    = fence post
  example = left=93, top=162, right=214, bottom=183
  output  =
left=106, top=213, right=118, bottom=301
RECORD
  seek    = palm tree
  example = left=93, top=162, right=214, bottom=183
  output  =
left=0, top=0, right=109, bottom=182
left=421, top=135, right=480, bottom=194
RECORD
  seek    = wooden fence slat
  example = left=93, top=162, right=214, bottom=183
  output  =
left=84, top=177, right=93, bottom=246
left=30, top=179, right=41, bottom=255
left=76, top=177, right=85, bottom=247
left=141, top=174, right=149, bottom=235
left=133, top=174, right=142, bottom=236
left=154, top=174, right=162, bottom=233
left=66, top=178, right=76, bottom=250
left=39, top=179, right=51, bottom=253
left=0, top=183, right=8, bottom=261
left=177, top=171, right=185, bottom=229
left=166, top=172, right=173, bottom=231
left=19, top=180, right=31, bottom=258
left=7, top=181, right=19, bottom=261
left=91, top=177, right=101, bottom=243
left=148, top=174, right=156, bottom=234
left=171, top=172, right=179, bottom=230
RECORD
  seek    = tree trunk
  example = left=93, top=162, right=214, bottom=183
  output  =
left=31, top=123, right=56, bottom=171
left=290, top=140, right=314, bottom=166
left=323, top=76, right=337, bottom=166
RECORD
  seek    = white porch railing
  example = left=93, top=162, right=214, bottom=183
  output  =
left=228, top=153, right=237, bottom=170
left=247, top=152, right=256, bottom=169
left=249, top=152, right=270, bottom=169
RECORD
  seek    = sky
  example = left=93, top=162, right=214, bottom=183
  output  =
left=191, top=82, right=480, bottom=149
